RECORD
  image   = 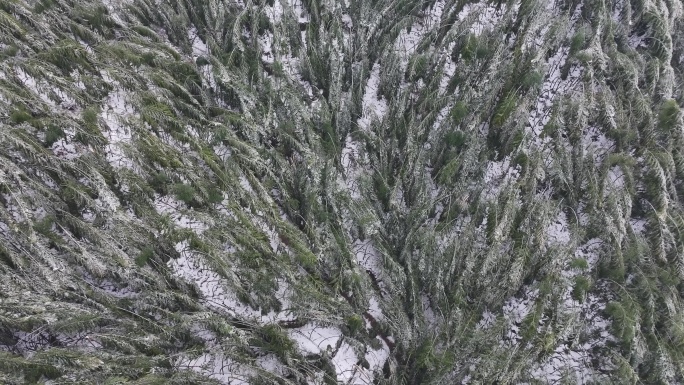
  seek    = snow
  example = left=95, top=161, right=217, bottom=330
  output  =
left=15, top=67, right=54, bottom=108
left=581, top=126, right=614, bottom=165
left=483, top=156, right=520, bottom=200
left=630, top=219, right=646, bottom=235
left=254, top=216, right=280, bottom=253
left=606, top=166, right=625, bottom=190
left=546, top=211, right=571, bottom=246
left=340, top=136, right=363, bottom=199
left=368, top=296, right=384, bottom=321
left=259, top=31, right=274, bottom=64
left=82, top=271, right=137, bottom=298
left=527, top=46, right=582, bottom=146
left=353, top=239, right=385, bottom=292
left=239, top=174, right=254, bottom=193
left=476, top=310, right=496, bottom=330
left=456, top=2, right=508, bottom=36
left=333, top=342, right=364, bottom=384
left=154, top=195, right=208, bottom=233
left=573, top=239, right=602, bottom=269
left=213, top=144, right=232, bottom=162
left=7, top=330, right=103, bottom=357
left=292, top=0, right=308, bottom=24
left=102, top=88, right=135, bottom=169
left=169, top=245, right=294, bottom=324
left=188, top=27, right=208, bottom=59
left=529, top=289, right=613, bottom=383
left=256, top=354, right=285, bottom=376
left=628, top=33, right=646, bottom=49
left=14, top=66, right=77, bottom=111
left=175, top=352, right=252, bottom=384
left=365, top=338, right=391, bottom=374
left=392, top=0, right=445, bottom=69
left=421, top=293, right=437, bottom=326
left=357, top=63, right=388, bottom=131
left=501, top=288, right=539, bottom=344
left=341, top=14, right=352, bottom=28
left=280, top=53, right=314, bottom=97
left=438, top=43, right=457, bottom=95
left=289, top=323, right=342, bottom=354
left=528, top=237, right=613, bottom=383
left=289, top=323, right=388, bottom=384
left=51, top=138, right=81, bottom=160
left=265, top=0, right=284, bottom=24
left=525, top=2, right=584, bottom=151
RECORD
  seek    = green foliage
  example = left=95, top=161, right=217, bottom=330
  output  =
left=75, top=106, right=106, bottom=146
left=44, top=125, right=65, bottom=146
left=172, top=183, right=195, bottom=204
left=493, top=93, right=517, bottom=127
left=135, top=246, right=154, bottom=266
left=658, top=99, right=680, bottom=132
left=149, top=172, right=171, bottom=194
left=605, top=301, right=637, bottom=348
left=444, top=130, right=466, bottom=149
left=572, top=276, right=590, bottom=302
left=569, top=258, right=589, bottom=270
left=10, top=108, right=32, bottom=124
left=33, top=215, right=55, bottom=237
left=254, top=325, right=296, bottom=360
left=206, top=186, right=223, bottom=204
left=460, top=34, right=479, bottom=61
left=0, top=0, right=683, bottom=383
left=569, top=30, right=586, bottom=56
left=409, top=54, right=429, bottom=81
left=521, top=70, right=543, bottom=90
left=450, top=101, right=468, bottom=124
left=346, top=314, right=363, bottom=334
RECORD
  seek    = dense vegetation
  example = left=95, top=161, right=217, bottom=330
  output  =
left=0, top=0, right=683, bottom=383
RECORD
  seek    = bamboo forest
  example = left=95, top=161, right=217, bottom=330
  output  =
left=1, top=0, right=684, bottom=383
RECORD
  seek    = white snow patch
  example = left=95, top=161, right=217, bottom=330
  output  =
left=483, top=156, right=520, bottom=200
left=476, top=310, right=497, bottom=330
left=546, top=211, right=571, bottom=246
left=527, top=47, right=582, bottom=146
left=628, top=33, right=646, bottom=49
left=421, top=293, right=437, bottom=326
left=392, top=0, right=444, bottom=69
left=265, top=0, right=284, bottom=24
left=259, top=31, right=275, bottom=64
left=154, top=195, right=208, bottom=233
left=340, top=136, right=363, bottom=199
left=51, top=138, right=82, bottom=160
left=501, top=288, right=539, bottom=343
left=357, top=63, right=388, bottom=131
left=239, top=174, right=254, bottom=193
left=581, top=126, right=614, bottom=165
left=630, top=219, right=646, bottom=235
left=169, top=246, right=295, bottom=324
left=457, top=2, right=508, bottom=36
left=188, top=27, right=208, bottom=59
left=289, top=323, right=342, bottom=354
left=439, top=44, right=457, bottom=95
left=256, top=354, right=285, bottom=376
left=333, top=342, right=365, bottom=384
left=364, top=338, right=391, bottom=375
left=213, top=144, right=232, bottom=162
left=15, top=67, right=55, bottom=108
left=353, top=239, right=385, bottom=292
left=175, top=352, right=252, bottom=384
left=102, top=89, right=135, bottom=169
left=368, top=297, right=384, bottom=321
